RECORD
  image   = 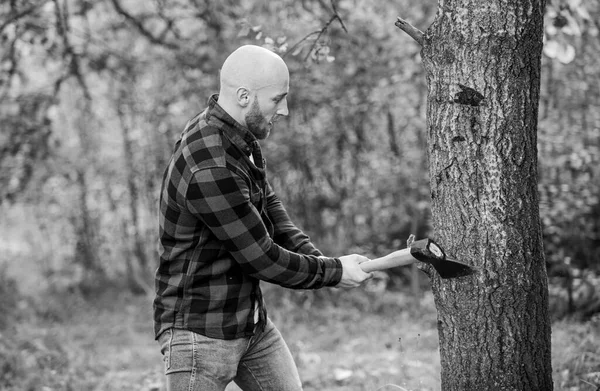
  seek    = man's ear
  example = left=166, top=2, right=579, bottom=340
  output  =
left=236, top=87, right=251, bottom=108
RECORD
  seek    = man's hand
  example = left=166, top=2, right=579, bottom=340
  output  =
left=336, top=254, right=373, bottom=288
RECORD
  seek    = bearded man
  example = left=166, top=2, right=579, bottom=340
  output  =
left=154, top=45, right=372, bottom=391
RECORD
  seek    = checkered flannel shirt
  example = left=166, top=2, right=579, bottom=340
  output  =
left=154, top=95, right=343, bottom=340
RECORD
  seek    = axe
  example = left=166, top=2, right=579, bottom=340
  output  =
left=360, top=236, right=476, bottom=279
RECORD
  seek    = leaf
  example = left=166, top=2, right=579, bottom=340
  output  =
left=545, top=6, right=558, bottom=18
left=291, top=46, right=303, bottom=56
left=310, top=49, right=318, bottom=61
left=333, top=368, right=353, bottom=381
left=545, top=24, right=558, bottom=36
left=237, top=26, right=250, bottom=38
left=255, top=31, right=263, bottom=40
left=557, top=43, right=575, bottom=64
left=543, top=39, right=576, bottom=64
left=543, top=40, right=560, bottom=59
left=574, top=4, right=591, bottom=20
left=561, top=13, right=582, bottom=36
left=264, top=37, right=274, bottom=45
left=326, top=55, right=335, bottom=63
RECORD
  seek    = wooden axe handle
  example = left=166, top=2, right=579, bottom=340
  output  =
left=360, top=248, right=417, bottom=273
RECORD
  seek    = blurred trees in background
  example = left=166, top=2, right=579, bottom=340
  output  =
left=0, top=0, right=598, bottom=316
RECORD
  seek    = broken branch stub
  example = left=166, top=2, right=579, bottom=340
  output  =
left=395, top=16, right=425, bottom=46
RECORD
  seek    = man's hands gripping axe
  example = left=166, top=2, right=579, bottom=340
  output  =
left=359, top=235, right=476, bottom=279
left=334, top=235, right=476, bottom=288
left=337, top=254, right=374, bottom=288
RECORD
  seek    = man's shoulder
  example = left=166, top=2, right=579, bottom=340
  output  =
left=179, top=113, right=227, bottom=171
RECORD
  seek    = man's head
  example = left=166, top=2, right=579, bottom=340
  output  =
left=218, top=45, right=290, bottom=140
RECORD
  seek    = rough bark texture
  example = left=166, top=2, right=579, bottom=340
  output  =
left=420, top=1, right=552, bottom=389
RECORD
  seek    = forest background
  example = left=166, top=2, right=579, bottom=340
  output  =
left=0, top=0, right=599, bottom=390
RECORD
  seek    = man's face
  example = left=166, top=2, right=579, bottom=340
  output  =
left=245, top=81, right=289, bottom=140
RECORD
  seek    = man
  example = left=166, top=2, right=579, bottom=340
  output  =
left=154, top=45, right=373, bottom=391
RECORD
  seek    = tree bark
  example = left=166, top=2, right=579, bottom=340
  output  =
left=418, top=1, right=552, bottom=389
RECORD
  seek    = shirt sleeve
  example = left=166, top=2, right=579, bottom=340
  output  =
left=185, top=166, right=342, bottom=289
left=264, top=182, right=323, bottom=256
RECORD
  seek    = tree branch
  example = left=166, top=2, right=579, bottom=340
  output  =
left=0, top=33, right=19, bottom=101
left=283, top=0, right=347, bottom=60
left=153, top=0, right=184, bottom=41
left=52, top=0, right=91, bottom=101
left=283, top=13, right=344, bottom=60
left=302, top=13, right=343, bottom=62
left=395, top=16, right=425, bottom=46
left=282, top=30, right=320, bottom=59
left=0, top=0, right=52, bottom=34
left=330, top=0, right=347, bottom=33
left=109, top=0, right=179, bottom=50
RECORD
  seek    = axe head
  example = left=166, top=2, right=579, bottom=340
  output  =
left=409, top=238, right=476, bottom=279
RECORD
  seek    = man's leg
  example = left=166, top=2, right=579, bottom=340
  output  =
left=159, top=328, right=249, bottom=391
left=233, top=318, right=303, bottom=391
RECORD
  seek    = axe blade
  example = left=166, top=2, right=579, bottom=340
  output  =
left=410, top=238, right=477, bottom=279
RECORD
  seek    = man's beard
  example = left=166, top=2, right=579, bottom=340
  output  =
left=245, top=98, right=272, bottom=140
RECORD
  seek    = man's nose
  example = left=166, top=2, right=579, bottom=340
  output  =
left=277, top=99, right=289, bottom=116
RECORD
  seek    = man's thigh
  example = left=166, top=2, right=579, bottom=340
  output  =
left=159, top=328, right=248, bottom=391
left=234, top=319, right=303, bottom=391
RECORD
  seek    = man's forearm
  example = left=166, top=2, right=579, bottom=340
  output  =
left=186, top=167, right=340, bottom=288
left=265, top=183, right=323, bottom=256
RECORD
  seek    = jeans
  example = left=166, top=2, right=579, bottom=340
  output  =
left=158, top=318, right=303, bottom=391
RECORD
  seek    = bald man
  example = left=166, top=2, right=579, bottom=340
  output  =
left=154, top=45, right=372, bottom=391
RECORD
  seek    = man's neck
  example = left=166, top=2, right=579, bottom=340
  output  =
left=216, top=95, right=246, bottom=127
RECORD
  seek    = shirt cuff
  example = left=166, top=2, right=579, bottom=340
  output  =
left=322, top=257, right=343, bottom=287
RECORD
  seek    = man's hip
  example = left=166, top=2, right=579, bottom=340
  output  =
left=158, top=318, right=302, bottom=391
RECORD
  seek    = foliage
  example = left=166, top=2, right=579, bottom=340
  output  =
left=552, top=317, right=600, bottom=390
left=543, top=0, right=598, bottom=64
left=0, top=0, right=599, bottom=314
left=1, top=1, right=599, bottom=389
left=540, top=0, right=600, bottom=274
left=0, top=288, right=598, bottom=390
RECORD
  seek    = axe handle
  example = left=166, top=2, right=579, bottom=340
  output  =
left=360, top=248, right=417, bottom=273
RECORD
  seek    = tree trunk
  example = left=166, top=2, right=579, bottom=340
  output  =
left=72, top=98, right=105, bottom=289
left=418, top=0, right=552, bottom=389
left=117, top=86, right=152, bottom=295
left=74, top=168, right=105, bottom=287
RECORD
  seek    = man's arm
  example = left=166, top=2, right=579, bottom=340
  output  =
left=185, top=166, right=341, bottom=289
left=264, top=181, right=323, bottom=256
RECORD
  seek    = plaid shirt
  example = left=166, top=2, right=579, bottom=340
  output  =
left=154, top=95, right=343, bottom=340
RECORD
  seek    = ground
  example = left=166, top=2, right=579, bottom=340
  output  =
left=2, top=285, right=599, bottom=391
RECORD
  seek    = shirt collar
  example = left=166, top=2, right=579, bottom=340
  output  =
left=205, top=94, right=258, bottom=157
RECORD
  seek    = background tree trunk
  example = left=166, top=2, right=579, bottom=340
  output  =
left=117, top=84, right=152, bottom=295
left=420, top=0, right=552, bottom=389
left=72, top=99, right=106, bottom=290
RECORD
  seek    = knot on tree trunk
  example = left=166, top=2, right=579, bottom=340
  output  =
left=453, top=84, right=486, bottom=107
